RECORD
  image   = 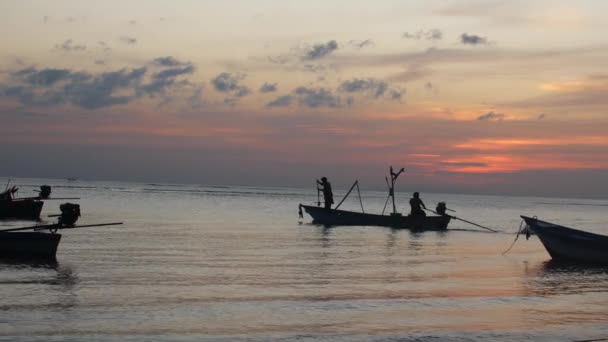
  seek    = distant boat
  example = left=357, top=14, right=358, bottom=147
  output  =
left=521, top=215, right=608, bottom=264
left=66, top=177, right=78, bottom=182
left=300, top=205, right=450, bottom=230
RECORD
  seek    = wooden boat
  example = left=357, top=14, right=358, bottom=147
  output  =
left=0, top=232, right=61, bottom=259
left=0, top=186, right=44, bottom=220
left=300, top=204, right=450, bottom=230
left=299, top=166, right=451, bottom=231
left=0, top=203, right=122, bottom=259
left=521, top=215, right=608, bottom=264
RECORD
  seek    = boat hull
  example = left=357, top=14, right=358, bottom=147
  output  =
left=0, top=232, right=61, bottom=259
left=301, top=205, right=450, bottom=230
left=0, top=199, right=44, bottom=220
left=522, top=216, right=608, bottom=264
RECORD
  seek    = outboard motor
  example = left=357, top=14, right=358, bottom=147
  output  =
left=59, top=203, right=80, bottom=226
left=39, top=185, right=51, bottom=199
left=436, top=202, right=447, bottom=216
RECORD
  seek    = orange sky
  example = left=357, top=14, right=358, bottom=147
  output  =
left=1, top=1, right=608, bottom=197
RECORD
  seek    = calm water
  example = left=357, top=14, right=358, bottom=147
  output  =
left=1, top=178, right=607, bottom=341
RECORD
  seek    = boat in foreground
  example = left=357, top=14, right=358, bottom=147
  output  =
left=300, top=204, right=451, bottom=230
left=521, top=215, right=608, bottom=264
left=0, top=203, right=123, bottom=259
left=0, top=232, right=61, bottom=259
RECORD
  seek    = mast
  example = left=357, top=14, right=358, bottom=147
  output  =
left=389, top=166, right=404, bottom=215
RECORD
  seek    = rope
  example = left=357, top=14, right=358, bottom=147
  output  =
left=502, top=219, right=526, bottom=255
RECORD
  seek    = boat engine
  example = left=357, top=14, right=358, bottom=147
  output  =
left=59, top=203, right=80, bottom=226
left=436, top=202, right=447, bottom=216
left=39, top=185, right=51, bottom=199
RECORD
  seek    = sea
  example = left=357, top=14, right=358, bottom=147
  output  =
left=1, top=178, right=607, bottom=342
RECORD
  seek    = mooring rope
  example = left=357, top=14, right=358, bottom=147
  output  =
left=502, top=219, right=526, bottom=255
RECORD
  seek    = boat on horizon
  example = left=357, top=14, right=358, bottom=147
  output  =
left=521, top=215, right=608, bottom=264
left=299, top=166, right=451, bottom=231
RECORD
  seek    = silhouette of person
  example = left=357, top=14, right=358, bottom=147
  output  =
left=317, top=177, right=334, bottom=209
left=409, top=192, right=427, bottom=217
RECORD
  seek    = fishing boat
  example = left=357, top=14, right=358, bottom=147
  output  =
left=521, top=216, right=608, bottom=264
left=299, top=166, right=451, bottom=230
left=0, top=185, right=80, bottom=221
left=0, top=203, right=122, bottom=259
left=0, top=185, right=44, bottom=220
left=300, top=205, right=450, bottom=230
left=0, top=232, right=61, bottom=258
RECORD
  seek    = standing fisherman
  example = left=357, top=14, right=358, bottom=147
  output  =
left=317, top=177, right=334, bottom=209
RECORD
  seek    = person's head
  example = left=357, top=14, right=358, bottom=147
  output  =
left=413, top=192, right=419, bottom=198
left=321, top=177, right=327, bottom=183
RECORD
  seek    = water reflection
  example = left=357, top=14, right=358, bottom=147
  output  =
left=0, top=258, right=79, bottom=309
left=524, top=260, right=608, bottom=297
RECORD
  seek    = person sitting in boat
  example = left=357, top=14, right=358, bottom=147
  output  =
left=409, top=192, right=427, bottom=217
left=317, top=177, right=334, bottom=210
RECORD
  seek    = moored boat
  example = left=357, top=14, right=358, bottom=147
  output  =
left=0, top=232, right=61, bottom=259
left=300, top=204, right=450, bottom=230
left=521, top=215, right=608, bottom=264
left=0, top=186, right=44, bottom=220
left=0, top=203, right=123, bottom=259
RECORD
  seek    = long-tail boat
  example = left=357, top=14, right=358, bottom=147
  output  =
left=521, top=216, right=608, bottom=264
left=0, top=203, right=122, bottom=259
left=299, top=166, right=451, bottom=231
left=0, top=185, right=79, bottom=221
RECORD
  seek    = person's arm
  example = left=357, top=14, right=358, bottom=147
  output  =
left=420, top=199, right=427, bottom=209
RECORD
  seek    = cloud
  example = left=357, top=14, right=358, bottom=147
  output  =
left=55, top=39, right=87, bottom=52
left=294, top=87, right=341, bottom=108
left=303, top=40, right=338, bottom=60
left=13, top=68, right=74, bottom=86
left=389, top=89, right=404, bottom=101
left=338, top=78, right=387, bottom=98
left=153, top=56, right=189, bottom=67
left=402, top=29, right=443, bottom=40
left=266, top=95, right=293, bottom=107
left=348, top=39, right=375, bottom=49
left=461, top=33, right=489, bottom=45
left=477, top=111, right=504, bottom=120
left=211, top=72, right=250, bottom=96
left=210, top=72, right=251, bottom=104
left=119, top=36, right=137, bottom=45
left=1, top=57, right=200, bottom=110
left=153, top=65, right=194, bottom=79
left=259, top=82, right=277, bottom=93
left=440, top=161, right=488, bottom=167
left=266, top=87, right=342, bottom=108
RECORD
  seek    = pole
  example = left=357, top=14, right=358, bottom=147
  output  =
left=356, top=181, right=364, bottom=213
left=334, top=180, right=358, bottom=210
left=423, top=208, right=499, bottom=233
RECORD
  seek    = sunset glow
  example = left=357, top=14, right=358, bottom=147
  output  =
left=1, top=0, right=608, bottom=197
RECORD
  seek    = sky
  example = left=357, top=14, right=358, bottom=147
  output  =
left=1, top=0, right=608, bottom=198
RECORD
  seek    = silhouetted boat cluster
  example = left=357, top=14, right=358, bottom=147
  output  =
left=1, top=171, right=606, bottom=265
left=298, top=167, right=608, bottom=264
left=0, top=183, right=122, bottom=259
